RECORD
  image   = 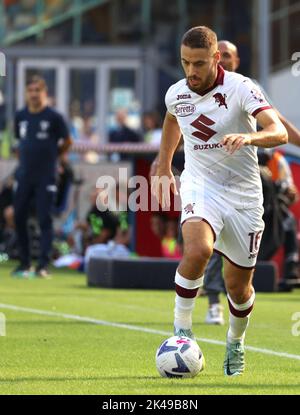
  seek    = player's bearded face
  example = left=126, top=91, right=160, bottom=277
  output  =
left=181, top=45, right=219, bottom=93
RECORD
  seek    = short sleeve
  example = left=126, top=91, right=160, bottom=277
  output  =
left=165, top=84, right=176, bottom=116
left=237, top=78, right=272, bottom=118
left=54, top=112, right=69, bottom=141
left=252, top=79, right=274, bottom=107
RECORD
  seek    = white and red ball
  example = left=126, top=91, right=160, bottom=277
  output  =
left=156, top=336, right=205, bottom=378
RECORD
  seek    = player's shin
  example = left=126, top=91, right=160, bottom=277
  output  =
left=174, top=270, right=203, bottom=331
left=227, top=290, right=255, bottom=343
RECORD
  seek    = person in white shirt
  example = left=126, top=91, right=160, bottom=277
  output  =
left=151, top=26, right=288, bottom=376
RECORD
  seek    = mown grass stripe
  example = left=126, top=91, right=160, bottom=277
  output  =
left=1, top=302, right=300, bottom=361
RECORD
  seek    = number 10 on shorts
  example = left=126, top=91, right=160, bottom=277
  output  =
left=248, top=231, right=262, bottom=260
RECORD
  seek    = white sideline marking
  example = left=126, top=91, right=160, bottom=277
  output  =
left=0, top=303, right=300, bottom=361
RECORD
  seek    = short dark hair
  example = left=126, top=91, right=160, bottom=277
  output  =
left=181, top=26, right=217, bottom=50
left=26, top=75, right=47, bottom=90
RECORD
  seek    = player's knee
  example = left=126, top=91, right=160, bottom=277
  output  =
left=228, top=283, right=254, bottom=304
left=184, top=243, right=212, bottom=265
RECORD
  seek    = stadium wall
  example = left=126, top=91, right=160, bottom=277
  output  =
left=270, top=66, right=300, bottom=157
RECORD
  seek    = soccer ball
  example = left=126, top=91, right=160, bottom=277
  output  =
left=155, top=336, right=205, bottom=378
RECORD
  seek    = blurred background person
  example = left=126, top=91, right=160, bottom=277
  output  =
left=161, top=218, right=182, bottom=259
left=13, top=75, right=72, bottom=278
left=109, top=109, right=141, bottom=144
left=143, top=111, right=163, bottom=145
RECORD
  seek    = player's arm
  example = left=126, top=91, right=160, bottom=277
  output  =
left=157, top=111, right=182, bottom=170
left=56, top=112, right=73, bottom=155
left=221, top=109, right=287, bottom=154
left=58, top=136, right=73, bottom=155
left=253, top=80, right=300, bottom=147
left=276, top=112, right=300, bottom=147
left=149, top=135, right=183, bottom=178
left=151, top=111, right=182, bottom=208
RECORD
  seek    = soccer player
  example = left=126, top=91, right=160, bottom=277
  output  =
left=151, top=26, right=288, bottom=376
left=151, top=38, right=300, bottom=325
left=13, top=75, right=72, bottom=278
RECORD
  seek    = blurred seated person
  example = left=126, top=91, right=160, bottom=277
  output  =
left=143, top=111, right=162, bottom=145
left=109, top=109, right=141, bottom=143
left=150, top=213, right=167, bottom=244
left=83, top=182, right=132, bottom=264
left=72, top=187, right=119, bottom=253
left=150, top=213, right=181, bottom=258
left=161, top=218, right=182, bottom=259
left=87, top=206, right=119, bottom=245
left=71, top=184, right=129, bottom=255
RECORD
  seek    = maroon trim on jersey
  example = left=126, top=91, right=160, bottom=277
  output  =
left=181, top=217, right=217, bottom=242
left=227, top=298, right=254, bottom=318
left=213, top=249, right=256, bottom=270
left=252, top=106, right=272, bottom=118
left=175, top=284, right=199, bottom=299
left=186, top=65, right=225, bottom=97
left=198, top=65, right=225, bottom=96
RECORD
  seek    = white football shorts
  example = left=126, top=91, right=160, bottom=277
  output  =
left=180, top=171, right=265, bottom=269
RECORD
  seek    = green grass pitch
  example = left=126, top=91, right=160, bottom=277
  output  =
left=0, top=261, right=299, bottom=395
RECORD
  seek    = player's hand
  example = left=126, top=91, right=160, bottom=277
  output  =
left=221, top=134, right=252, bottom=154
left=285, top=184, right=299, bottom=205
left=149, top=156, right=159, bottom=179
left=151, top=168, right=178, bottom=209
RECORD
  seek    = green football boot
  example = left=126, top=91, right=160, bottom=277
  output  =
left=174, top=327, right=195, bottom=340
left=223, top=340, right=245, bottom=376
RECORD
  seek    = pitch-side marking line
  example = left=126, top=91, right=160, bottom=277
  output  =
left=1, top=303, right=300, bottom=361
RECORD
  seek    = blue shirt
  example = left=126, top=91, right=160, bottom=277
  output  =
left=15, top=106, right=69, bottom=178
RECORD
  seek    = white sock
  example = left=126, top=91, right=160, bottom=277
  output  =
left=174, top=270, right=203, bottom=330
left=227, top=291, right=255, bottom=344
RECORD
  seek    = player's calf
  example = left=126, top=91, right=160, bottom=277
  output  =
left=223, top=290, right=255, bottom=376
left=173, top=270, right=204, bottom=339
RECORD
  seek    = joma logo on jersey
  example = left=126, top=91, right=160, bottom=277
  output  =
left=175, top=103, right=195, bottom=117
left=177, top=94, right=192, bottom=100
left=213, top=93, right=228, bottom=109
